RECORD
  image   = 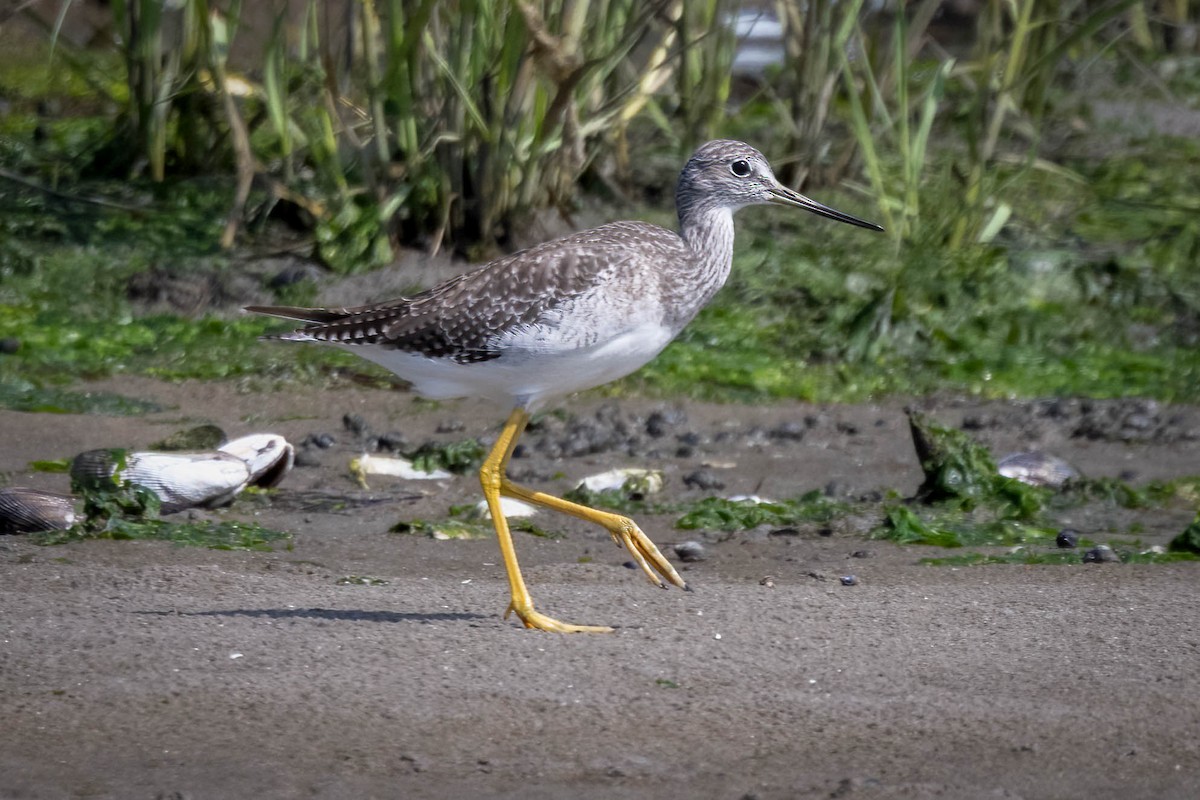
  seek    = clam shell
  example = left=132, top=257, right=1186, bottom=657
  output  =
left=470, top=497, right=538, bottom=521
left=218, top=434, right=295, bottom=488
left=0, top=488, right=77, bottom=534
left=71, top=449, right=251, bottom=513
left=70, top=449, right=127, bottom=491
left=124, top=452, right=251, bottom=512
left=996, top=451, right=1080, bottom=488
left=577, top=468, right=664, bottom=495
left=350, top=454, right=453, bottom=488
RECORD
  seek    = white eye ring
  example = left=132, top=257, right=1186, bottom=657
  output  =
left=730, top=159, right=752, bottom=178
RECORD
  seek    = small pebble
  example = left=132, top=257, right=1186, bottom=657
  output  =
left=673, top=540, right=706, bottom=562
left=1082, top=545, right=1121, bottom=564
left=343, top=413, right=371, bottom=438
left=850, top=550, right=872, bottom=558
left=436, top=419, right=465, bottom=433
left=1056, top=528, right=1080, bottom=548
left=304, top=432, right=336, bottom=449
left=293, top=447, right=323, bottom=468
left=682, top=469, right=725, bottom=491
left=376, top=431, right=408, bottom=451
left=768, top=420, right=806, bottom=441
left=759, top=576, right=775, bottom=588
left=840, top=575, right=858, bottom=586
left=645, top=408, right=686, bottom=438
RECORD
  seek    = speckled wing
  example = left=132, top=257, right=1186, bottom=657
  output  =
left=247, top=222, right=683, bottom=364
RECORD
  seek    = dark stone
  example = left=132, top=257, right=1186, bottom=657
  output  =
left=342, top=413, right=370, bottom=438
left=768, top=420, right=806, bottom=441
left=376, top=431, right=408, bottom=452
left=683, top=469, right=725, bottom=491
left=1056, top=529, right=1080, bottom=548
left=1083, top=545, right=1120, bottom=563
left=304, top=432, right=336, bottom=449
left=673, top=541, right=706, bottom=562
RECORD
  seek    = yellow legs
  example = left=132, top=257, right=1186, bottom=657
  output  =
left=480, top=408, right=688, bottom=633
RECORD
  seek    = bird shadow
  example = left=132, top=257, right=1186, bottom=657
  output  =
left=134, top=607, right=488, bottom=624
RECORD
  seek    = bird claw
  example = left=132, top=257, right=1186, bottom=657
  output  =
left=505, top=601, right=614, bottom=634
left=610, top=522, right=688, bottom=591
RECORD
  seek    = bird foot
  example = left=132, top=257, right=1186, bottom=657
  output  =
left=610, top=522, right=689, bottom=592
left=505, top=602, right=614, bottom=634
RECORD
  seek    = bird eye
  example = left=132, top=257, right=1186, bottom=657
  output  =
left=729, top=159, right=752, bottom=178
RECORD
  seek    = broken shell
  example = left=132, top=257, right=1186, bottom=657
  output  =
left=0, top=488, right=77, bottom=534
left=726, top=494, right=773, bottom=504
left=350, top=454, right=453, bottom=489
left=218, top=434, right=295, bottom=488
left=470, top=497, right=538, bottom=521
left=577, top=468, right=664, bottom=495
left=996, top=452, right=1080, bottom=488
left=71, top=449, right=251, bottom=513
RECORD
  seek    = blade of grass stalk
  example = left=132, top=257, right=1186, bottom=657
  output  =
left=838, top=30, right=893, bottom=234
left=977, top=201, right=1012, bottom=244
left=422, top=33, right=490, bottom=136
left=264, top=19, right=294, bottom=180
left=895, top=13, right=913, bottom=219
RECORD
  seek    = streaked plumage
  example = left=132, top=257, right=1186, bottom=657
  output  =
left=248, top=140, right=881, bottom=632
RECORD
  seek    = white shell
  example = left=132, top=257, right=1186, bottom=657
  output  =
left=121, top=452, right=251, bottom=513
left=997, top=451, right=1080, bottom=488
left=351, top=454, right=453, bottom=484
left=470, top=497, right=538, bottom=521
left=0, top=488, right=77, bottom=534
left=576, top=468, right=664, bottom=495
left=726, top=494, right=773, bottom=504
left=218, top=434, right=295, bottom=487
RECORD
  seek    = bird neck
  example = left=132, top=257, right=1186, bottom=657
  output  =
left=679, top=205, right=736, bottom=300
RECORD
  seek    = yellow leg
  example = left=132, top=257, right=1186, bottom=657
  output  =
left=480, top=408, right=686, bottom=633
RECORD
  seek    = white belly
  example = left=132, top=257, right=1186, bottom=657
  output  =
left=342, top=321, right=676, bottom=411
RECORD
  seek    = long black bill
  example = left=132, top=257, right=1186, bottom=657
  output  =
left=767, top=184, right=884, bottom=232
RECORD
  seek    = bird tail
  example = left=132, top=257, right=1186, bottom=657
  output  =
left=244, top=305, right=350, bottom=324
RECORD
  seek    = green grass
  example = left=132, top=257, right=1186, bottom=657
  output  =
left=1, top=116, right=1198, bottom=408
left=33, top=518, right=291, bottom=551
left=634, top=141, right=1200, bottom=403
left=675, top=493, right=848, bottom=532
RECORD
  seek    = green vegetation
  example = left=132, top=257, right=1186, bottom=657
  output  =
left=35, top=517, right=289, bottom=550
left=1, top=2, right=1198, bottom=410
left=1170, top=514, right=1200, bottom=554
left=872, top=414, right=1200, bottom=550
left=407, top=439, right=487, bottom=475
left=30, top=451, right=290, bottom=550
left=675, top=493, right=847, bottom=532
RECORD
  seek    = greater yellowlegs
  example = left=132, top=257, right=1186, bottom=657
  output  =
left=247, top=140, right=881, bottom=633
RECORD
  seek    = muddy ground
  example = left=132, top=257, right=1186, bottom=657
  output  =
left=1, top=377, right=1198, bottom=799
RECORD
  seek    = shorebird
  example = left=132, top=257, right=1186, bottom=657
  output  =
left=247, top=140, right=881, bottom=633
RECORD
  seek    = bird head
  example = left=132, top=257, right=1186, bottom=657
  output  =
left=678, top=140, right=883, bottom=231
